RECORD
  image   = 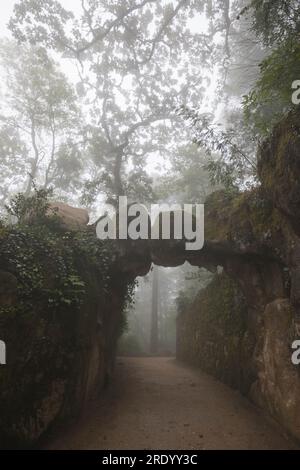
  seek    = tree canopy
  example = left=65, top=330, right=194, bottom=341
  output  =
left=0, top=0, right=297, bottom=209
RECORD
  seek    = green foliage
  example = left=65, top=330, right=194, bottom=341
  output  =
left=0, top=190, right=118, bottom=314
left=242, top=0, right=300, bottom=135
left=176, top=267, right=213, bottom=315
left=241, top=0, right=300, bottom=47
left=0, top=227, right=84, bottom=310
left=243, top=40, right=300, bottom=135
left=176, top=290, right=191, bottom=315
left=177, top=272, right=253, bottom=391
left=180, top=273, right=247, bottom=335
left=178, top=106, right=257, bottom=188
left=5, top=186, right=54, bottom=224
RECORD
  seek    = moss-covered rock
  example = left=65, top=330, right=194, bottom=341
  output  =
left=258, top=106, right=300, bottom=229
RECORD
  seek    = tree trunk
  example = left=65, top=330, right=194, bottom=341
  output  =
left=113, top=147, right=125, bottom=202
left=25, top=118, right=40, bottom=196
left=150, top=264, right=159, bottom=354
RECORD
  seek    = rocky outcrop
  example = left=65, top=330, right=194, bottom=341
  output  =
left=257, top=108, right=300, bottom=228
left=49, top=202, right=89, bottom=230
left=251, top=299, right=300, bottom=436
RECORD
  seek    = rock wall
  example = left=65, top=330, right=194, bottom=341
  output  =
left=0, top=220, right=132, bottom=448
left=177, top=275, right=300, bottom=441
left=251, top=299, right=300, bottom=438
left=175, top=108, right=300, bottom=443
left=177, top=273, right=255, bottom=394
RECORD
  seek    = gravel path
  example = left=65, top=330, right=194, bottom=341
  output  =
left=45, top=357, right=296, bottom=450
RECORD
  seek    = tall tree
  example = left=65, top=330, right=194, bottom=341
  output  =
left=9, top=0, right=242, bottom=206
left=0, top=40, right=82, bottom=203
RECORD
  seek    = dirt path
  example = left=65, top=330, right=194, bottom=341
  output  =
left=45, top=357, right=296, bottom=450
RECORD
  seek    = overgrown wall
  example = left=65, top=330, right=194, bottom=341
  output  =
left=0, top=221, right=132, bottom=448
left=177, top=273, right=255, bottom=394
